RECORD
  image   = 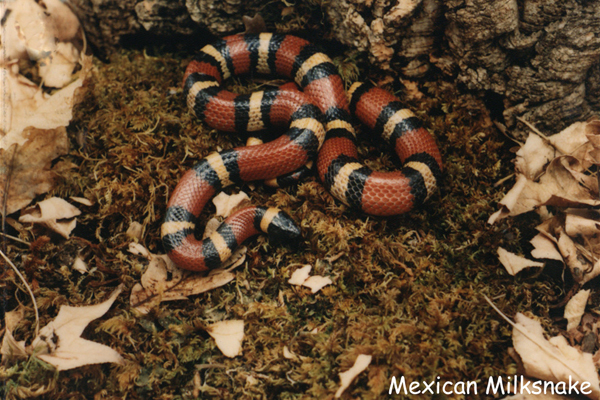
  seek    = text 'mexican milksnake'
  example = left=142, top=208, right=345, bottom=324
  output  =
left=161, top=33, right=443, bottom=272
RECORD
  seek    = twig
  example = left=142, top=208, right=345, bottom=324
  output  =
left=0, top=249, right=40, bottom=337
left=0, top=232, right=29, bottom=245
left=2, top=144, right=18, bottom=253
left=516, top=116, right=550, bottom=142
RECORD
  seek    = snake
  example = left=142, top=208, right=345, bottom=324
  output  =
left=161, top=33, right=443, bottom=272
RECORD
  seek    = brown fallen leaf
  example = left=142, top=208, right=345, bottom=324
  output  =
left=485, top=297, right=600, bottom=400
left=130, top=253, right=244, bottom=314
left=212, top=191, right=250, bottom=218
left=19, top=197, right=81, bottom=238
left=565, top=290, right=590, bottom=332
left=334, top=354, right=372, bottom=398
left=0, top=129, right=70, bottom=216
left=530, top=233, right=563, bottom=261
left=0, top=49, right=91, bottom=215
left=514, top=132, right=555, bottom=179
left=206, top=320, right=245, bottom=358
left=288, top=264, right=333, bottom=293
left=0, top=306, right=28, bottom=359
left=489, top=120, right=600, bottom=225
left=497, top=247, right=544, bottom=276
left=512, top=313, right=600, bottom=400
left=31, top=285, right=125, bottom=371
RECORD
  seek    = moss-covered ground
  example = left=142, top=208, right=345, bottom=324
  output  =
left=0, top=28, right=568, bottom=400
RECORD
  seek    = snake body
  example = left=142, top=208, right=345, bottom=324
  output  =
left=161, top=33, right=443, bottom=272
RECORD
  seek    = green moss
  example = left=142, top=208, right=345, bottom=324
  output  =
left=0, top=30, right=566, bottom=400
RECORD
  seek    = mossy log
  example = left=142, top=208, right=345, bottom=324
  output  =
left=68, top=0, right=600, bottom=139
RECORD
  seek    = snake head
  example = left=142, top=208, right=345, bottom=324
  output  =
left=266, top=210, right=302, bottom=248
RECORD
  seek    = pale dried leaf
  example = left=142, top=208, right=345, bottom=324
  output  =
left=288, top=265, right=312, bottom=285
left=32, top=285, right=124, bottom=371
left=130, top=255, right=236, bottom=314
left=556, top=231, right=600, bottom=284
left=490, top=157, right=600, bottom=224
left=0, top=53, right=90, bottom=214
left=283, top=346, right=298, bottom=360
left=38, top=42, right=79, bottom=88
left=128, top=242, right=150, bottom=258
left=565, top=290, right=590, bottom=331
left=126, top=221, right=144, bottom=240
left=2, top=55, right=92, bottom=145
left=565, top=211, right=600, bottom=238
left=19, top=197, right=81, bottom=238
left=71, top=256, right=88, bottom=273
left=206, top=320, right=244, bottom=358
left=288, top=264, right=332, bottom=293
left=488, top=174, right=529, bottom=224
left=0, top=306, right=28, bottom=359
left=19, top=197, right=80, bottom=222
left=42, top=0, right=81, bottom=41
left=0, top=0, right=55, bottom=62
left=70, top=196, right=93, bottom=206
left=515, top=133, right=554, bottom=179
left=212, top=192, right=250, bottom=218
left=548, top=121, right=595, bottom=169
left=334, top=354, right=372, bottom=398
left=0, top=129, right=70, bottom=215
left=302, top=276, right=333, bottom=293
left=530, top=233, right=563, bottom=261
left=497, top=247, right=544, bottom=276
left=539, top=157, right=600, bottom=207
left=512, top=313, right=600, bottom=399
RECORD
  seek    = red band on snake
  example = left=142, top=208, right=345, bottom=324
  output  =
left=162, top=33, right=443, bottom=271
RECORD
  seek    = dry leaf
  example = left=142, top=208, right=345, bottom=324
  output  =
left=0, top=129, right=70, bottom=215
left=565, top=211, right=600, bottom=238
left=206, top=320, right=244, bottom=358
left=288, top=264, right=332, bottom=293
left=288, top=265, right=312, bottom=285
left=126, top=221, right=144, bottom=240
left=0, top=55, right=91, bottom=215
left=19, top=197, right=81, bottom=238
left=71, top=256, right=88, bottom=273
left=565, top=290, right=590, bottom=332
left=283, top=346, right=298, bottom=360
left=556, top=230, right=599, bottom=284
left=128, top=242, right=151, bottom=258
left=31, top=285, right=125, bottom=371
left=515, top=133, right=554, bottom=179
left=1, top=56, right=91, bottom=148
left=490, top=120, right=600, bottom=225
left=302, top=276, right=333, bottom=293
left=512, top=313, right=600, bottom=399
left=0, top=306, right=28, bottom=359
left=497, top=247, right=544, bottom=276
left=531, top=214, right=600, bottom=285
left=130, top=254, right=239, bottom=314
left=548, top=121, right=596, bottom=168
left=530, top=233, right=563, bottom=261
left=334, top=354, right=372, bottom=398
left=212, top=191, right=250, bottom=217
left=488, top=174, right=529, bottom=224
